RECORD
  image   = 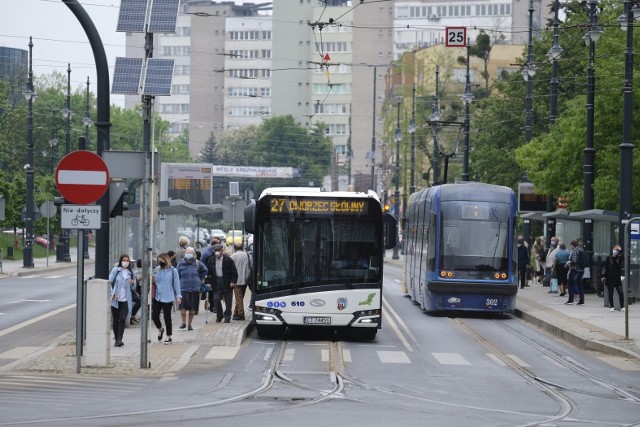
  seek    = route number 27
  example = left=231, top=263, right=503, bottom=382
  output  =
left=445, top=27, right=467, bottom=47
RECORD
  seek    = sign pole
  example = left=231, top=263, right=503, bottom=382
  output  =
left=46, top=215, right=50, bottom=266
left=76, top=229, right=84, bottom=374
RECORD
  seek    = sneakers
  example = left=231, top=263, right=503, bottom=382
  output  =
left=157, top=328, right=164, bottom=341
left=223, top=318, right=230, bottom=323
left=179, top=323, right=187, bottom=329
left=576, top=302, right=585, bottom=306
left=610, top=307, right=615, bottom=312
left=215, top=318, right=222, bottom=323
left=188, top=325, right=193, bottom=331
left=164, top=337, right=172, bottom=344
left=564, top=301, right=574, bottom=305
left=232, top=315, right=245, bottom=321
left=622, top=307, right=626, bottom=312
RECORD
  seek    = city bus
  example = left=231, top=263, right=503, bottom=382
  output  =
left=244, top=187, right=397, bottom=340
left=404, top=182, right=518, bottom=313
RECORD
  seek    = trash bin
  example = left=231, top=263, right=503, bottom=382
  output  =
left=6, top=247, right=13, bottom=259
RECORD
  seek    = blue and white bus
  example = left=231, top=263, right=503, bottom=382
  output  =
left=404, top=182, right=518, bottom=313
left=244, top=187, right=397, bottom=339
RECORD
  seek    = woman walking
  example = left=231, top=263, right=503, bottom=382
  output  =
left=152, top=253, right=182, bottom=344
left=177, top=247, right=208, bottom=330
left=109, top=255, right=135, bottom=347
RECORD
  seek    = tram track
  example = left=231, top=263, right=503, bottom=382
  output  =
left=452, top=317, right=640, bottom=426
left=1, top=336, right=346, bottom=426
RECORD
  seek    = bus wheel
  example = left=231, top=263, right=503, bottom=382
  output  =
left=256, top=324, right=285, bottom=339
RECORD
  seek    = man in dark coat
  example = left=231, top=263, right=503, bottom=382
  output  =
left=517, top=235, right=530, bottom=289
left=205, top=244, right=238, bottom=322
left=600, top=245, right=625, bottom=312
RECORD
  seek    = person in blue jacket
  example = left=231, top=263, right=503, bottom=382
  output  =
left=152, top=252, right=182, bottom=344
left=109, top=254, right=135, bottom=348
left=177, top=247, right=208, bottom=330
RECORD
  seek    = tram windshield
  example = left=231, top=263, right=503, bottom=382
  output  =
left=256, top=218, right=381, bottom=293
left=439, top=201, right=510, bottom=272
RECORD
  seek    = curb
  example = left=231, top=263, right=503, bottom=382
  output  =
left=514, top=308, right=640, bottom=361
left=0, top=261, right=95, bottom=278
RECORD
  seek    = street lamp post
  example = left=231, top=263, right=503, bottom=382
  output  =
left=371, top=65, right=377, bottom=190
left=619, top=1, right=639, bottom=240
left=48, top=108, right=58, bottom=174
left=461, top=38, right=473, bottom=181
left=23, top=37, right=35, bottom=269
left=430, top=66, right=441, bottom=184
left=84, top=76, right=93, bottom=146
left=408, top=83, right=416, bottom=195
left=392, top=97, right=402, bottom=260
left=545, top=0, right=563, bottom=247
left=521, top=0, right=537, bottom=247
left=61, top=64, right=72, bottom=262
left=583, top=0, right=603, bottom=260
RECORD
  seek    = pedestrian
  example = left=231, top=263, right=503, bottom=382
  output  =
left=554, top=243, right=570, bottom=297
left=517, top=235, right=530, bottom=289
left=109, top=254, right=135, bottom=347
left=600, top=245, right=626, bottom=312
left=532, top=236, right=546, bottom=285
left=230, top=242, right=252, bottom=321
left=167, top=250, right=177, bottom=268
left=177, top=247, right=208, bottom=330
left=200, top=237, right=222, bottom=268
left=205, top=243, right=238, bottom=323
left=175, top=236, right=190, bottom=264
left=565, top=239, right=585, bottom=305
left=152, top=252, right=182, bottom=344
left=130, top=260, right=142, bottom=325
left=544, top=237, right=559, bottom=292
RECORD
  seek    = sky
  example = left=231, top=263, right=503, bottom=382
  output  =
left=1, top=0, right=126, bottom=105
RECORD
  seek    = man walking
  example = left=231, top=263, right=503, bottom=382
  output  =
left=230, top=242, right=251, bottom=321
left=205, top=244, right=238, bottom=323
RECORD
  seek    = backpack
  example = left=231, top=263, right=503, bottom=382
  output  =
left=538, top=250, right=546, bottom=263
left=577, top=249, right=588, bottom=269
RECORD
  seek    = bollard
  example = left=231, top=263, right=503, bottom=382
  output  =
left=85, top=278, right=111, bottom=366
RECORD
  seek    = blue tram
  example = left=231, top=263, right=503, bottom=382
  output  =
left=404, top=182, right=518, bottom=313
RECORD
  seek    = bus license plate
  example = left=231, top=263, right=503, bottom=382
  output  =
left=303, top=316, right=331, bottom=325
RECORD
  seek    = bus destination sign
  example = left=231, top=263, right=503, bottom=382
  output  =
left=270, top=197, right=368, bottom=215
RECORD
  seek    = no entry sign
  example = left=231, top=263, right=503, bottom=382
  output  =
left=55, top=150, right=110, bottom=204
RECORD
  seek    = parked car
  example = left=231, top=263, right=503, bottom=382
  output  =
left=209, top=229, right=226, bottom=243
left=226, top=230, right=243, bottom=247
left=35, top=236, right=50, bottom=249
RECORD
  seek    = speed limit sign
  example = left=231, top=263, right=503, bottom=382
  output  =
left=446, top=27, right=467, bottom=47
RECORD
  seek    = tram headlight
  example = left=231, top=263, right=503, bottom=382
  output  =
left=500, top=272, right=507, bottom=279
left=439, top=270, right=454, bottom=278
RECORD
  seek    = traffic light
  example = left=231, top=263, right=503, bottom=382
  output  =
left=109, top=181, right=129, bottom=218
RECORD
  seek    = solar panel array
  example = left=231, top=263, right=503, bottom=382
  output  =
left=143, top=59, right=175, bottom=96
left=112, top=57, right=143, bottom=95
left=148, top=0, right=180, bottom=34
left=116, top=0, right=147, bottom=33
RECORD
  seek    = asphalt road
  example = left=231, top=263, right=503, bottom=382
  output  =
left=0, top=263, right=638, bottom=426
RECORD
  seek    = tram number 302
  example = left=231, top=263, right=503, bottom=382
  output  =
left=485, top=298, right=498, bottom=307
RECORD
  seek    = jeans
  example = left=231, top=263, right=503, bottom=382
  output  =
left=131, top=293, right=141, bottom=318
left=568, top=270, right=584, bottom=303
left=111, top=301, right=128, bottom=341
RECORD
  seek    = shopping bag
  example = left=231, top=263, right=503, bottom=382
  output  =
left=550, top=278, right=558, bottom=293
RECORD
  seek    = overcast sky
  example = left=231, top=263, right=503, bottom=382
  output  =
left=1, top=0, right=125, bottom=105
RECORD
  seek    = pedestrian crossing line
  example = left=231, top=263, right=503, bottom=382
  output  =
left=342, top=349, right=352, bottom=363
left=507, top=354, right=531, bottom=368
left=376, top=350, right=411, bottom=364
left=432, top=352, right=471, bottom=365
left=205, top=346, right=240, bottom=360
left=486, top=353, right=507, bottom=367
left=321, top=349, right=329, bottom=362
left=283, top=348, right=295, bottom=361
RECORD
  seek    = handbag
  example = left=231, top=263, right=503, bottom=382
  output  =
left=245, top=252, right=254, bottom=288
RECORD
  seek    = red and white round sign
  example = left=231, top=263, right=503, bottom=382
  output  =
left=55, top=150, right=110, bottom=204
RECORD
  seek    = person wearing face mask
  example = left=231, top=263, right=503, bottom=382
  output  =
left=152, top=253, right=182, bottom=344
left=600, top=245, right=625, bottom=312
left=516, top=235, right=530, bottom=290
left=205, top=244, right=238, bottom=323
left=109, top=254, right=135, bottom=347
left=177, top=247, right=208, bottom=330
left=544, top=237, right=560, bottom=292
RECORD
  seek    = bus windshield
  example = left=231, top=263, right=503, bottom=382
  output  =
left=439, top=201, right=510, bottom=272
left=256, top=218, right=381, bottom=293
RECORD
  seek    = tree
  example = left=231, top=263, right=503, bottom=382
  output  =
left=458, top=31, right=494, bottom=91
left=199, top=132, right=217, bottom=164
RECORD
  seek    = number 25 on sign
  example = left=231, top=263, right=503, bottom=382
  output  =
left=446, top=27, right=467, bottom=47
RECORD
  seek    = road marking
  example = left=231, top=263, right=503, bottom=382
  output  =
left=382, top=295, right=418, bottom=343
left=381, top=299, right=414, bottom=353
left=283, top=348, right=295, bottom=361
left=8, top=299, right=51, bottom=304
left=0, top=304, right=75, bottom=338
left=377, top=350, right=411, bottom=364
left=342, top=349, right=352, bottom=363
left=507, top=354, right=530, bottom=368
left=205, top=346, right=239, bottom=360
left=432, top=352, right=471, bottom=365
left=486, top=353, right=507, bottom=367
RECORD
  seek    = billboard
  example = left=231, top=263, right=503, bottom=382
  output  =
left=161, top=163, right=213, bottom=205
left=518, top=182, right=548, bottom=213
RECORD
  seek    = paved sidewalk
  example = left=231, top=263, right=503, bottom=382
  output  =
left=385, top=251, right=640, bottom=363
left=0, top=246, right=96, bottom=278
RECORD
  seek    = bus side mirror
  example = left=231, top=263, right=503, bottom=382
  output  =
left=244, top=201, right=256, bottom=234
left=384, top=213, right=397, bottom=250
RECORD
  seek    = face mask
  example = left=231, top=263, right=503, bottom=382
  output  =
left=185, top=253, right=194, bottom=260
left=613, top=250, right=620, bottom=256
left=551, top=241, right=557, bottom=246
left=158, top=261, right=166, bottom=267
left=517, top=239, right=524, bottom=245
left=215, top=252, right=222, bottom=258
left=121, top=261, right=129, bottom=269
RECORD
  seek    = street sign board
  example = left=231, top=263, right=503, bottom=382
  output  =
left=61, top=205, right=101, bottom=230
left=445, top=27, right=467, bottom=47
left=631, top=223, right=640, bottom=240
left=55, top=151, right=110, bottom=205
left=40, top=201, right=57, bottom=218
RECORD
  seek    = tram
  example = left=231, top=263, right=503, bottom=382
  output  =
left=244, top=187, right=397, bottom=339
left=404, top=182, right=518, bottom=313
